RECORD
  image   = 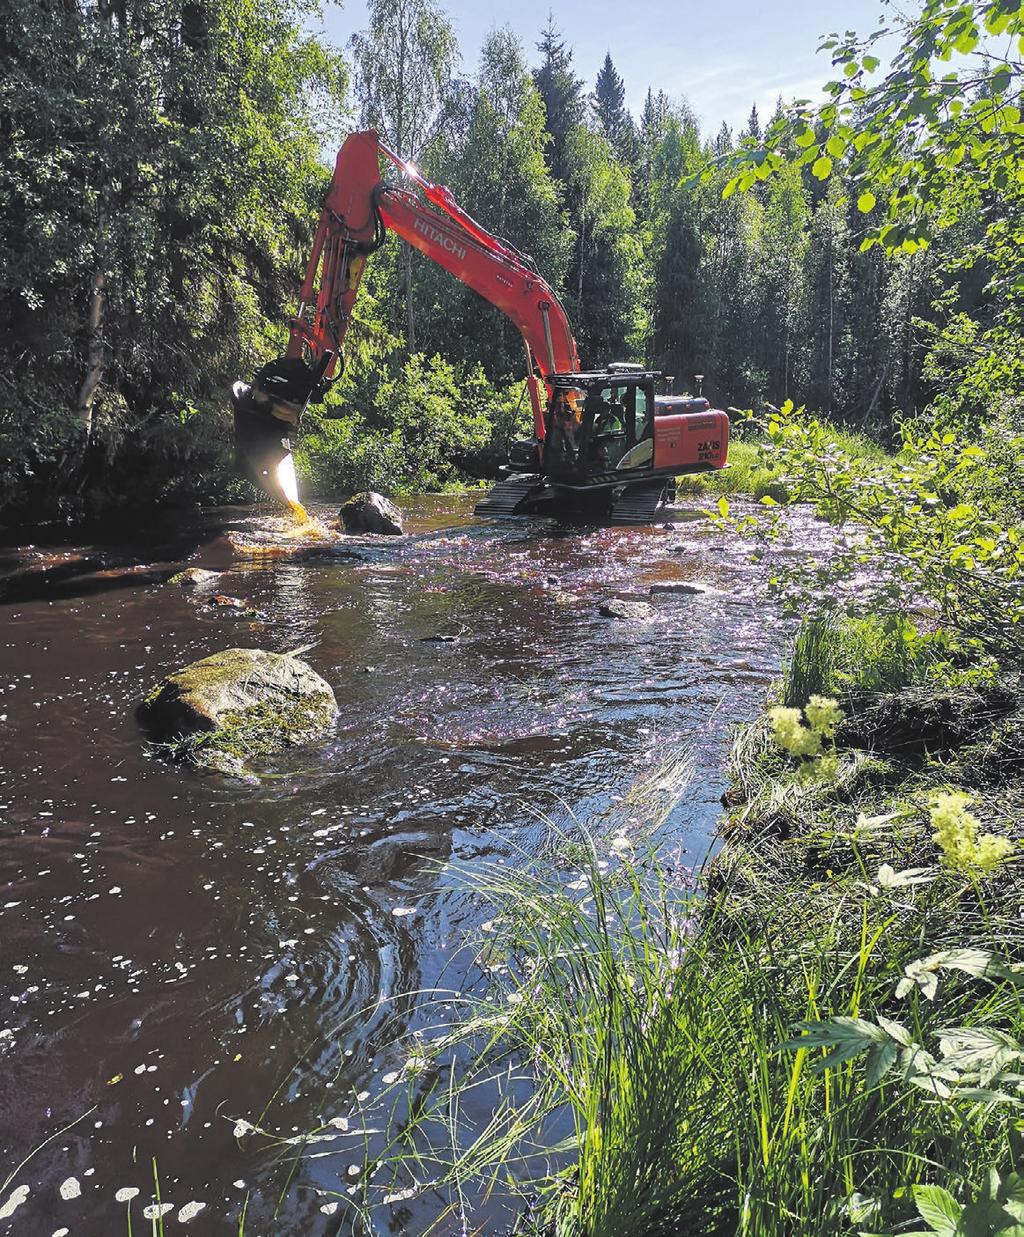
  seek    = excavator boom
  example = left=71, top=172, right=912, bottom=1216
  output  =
left=234, top=130, right=578, bottom=499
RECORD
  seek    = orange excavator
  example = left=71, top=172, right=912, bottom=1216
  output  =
left=233, top=130, right=729, bottom=524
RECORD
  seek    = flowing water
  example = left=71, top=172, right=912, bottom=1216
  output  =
left=0, top=494, right=831, bottom=1235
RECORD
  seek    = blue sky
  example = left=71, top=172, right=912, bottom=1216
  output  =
left=322, top=0, right=887, bottom=137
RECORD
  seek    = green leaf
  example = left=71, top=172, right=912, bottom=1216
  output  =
left=812, top=155, right=834, bottom=180
left=826, top=133, right=847, bottom=159
left=857, top=190, right=877, bottom=212
left=865, top=1039, right=899, bottom=1088
left=877, top=1015, right=913, bottom=1047
left=913, top=1185, right=962, bottom=1235
left=717, top=496, right=730, bottom=518
left=936, top=948, right=1005, bottom=979
left=1002, top=1176, right=1024, bottom=1207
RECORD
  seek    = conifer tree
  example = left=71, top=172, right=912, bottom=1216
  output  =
left=532, top=14, right=584, bottom=183
left=741, top=102, right=761, bottom=142
left=592, top=52, right=638, bottom=167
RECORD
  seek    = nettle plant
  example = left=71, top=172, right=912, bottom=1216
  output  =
left=785, top=950, right=1024, bottom=1236
left=716, top=402, right=1024, bottom=658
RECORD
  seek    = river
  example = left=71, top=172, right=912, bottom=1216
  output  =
left=0, top=494, right=822, bottom=1234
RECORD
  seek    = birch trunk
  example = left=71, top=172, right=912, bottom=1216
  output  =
left=76, top=266, right=107, bottom=437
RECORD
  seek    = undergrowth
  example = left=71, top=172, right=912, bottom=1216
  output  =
left=339, top=823, right=1022, bottom=1236
left=675, top=424, right=887, bottom=503
left=781, top=613, right=997, bottom=705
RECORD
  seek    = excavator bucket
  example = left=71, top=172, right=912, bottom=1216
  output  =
left=231, top=356, right=329, bottom=507
left=231, top=381, right=295, bottom=505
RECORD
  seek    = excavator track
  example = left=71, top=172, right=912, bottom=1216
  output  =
left=473, top=475, right=543, bottom=517
left=609, top=480, right=668, bottom=525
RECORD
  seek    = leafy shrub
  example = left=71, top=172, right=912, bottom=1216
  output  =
left=296, top=352, right=526, bottom=496
left=728, top=402, right=1024, bottom=661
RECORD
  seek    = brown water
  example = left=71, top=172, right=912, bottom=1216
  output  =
left=0, top=495, right=829, bottom=1234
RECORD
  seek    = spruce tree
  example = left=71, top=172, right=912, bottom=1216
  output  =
left=592, top=52, right=638, bottom=167
left=741, top=102, right=761, bottom=142
left=532, top=14, right=584, bottom=183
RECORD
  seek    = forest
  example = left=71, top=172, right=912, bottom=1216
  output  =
left=1, top=0, right=1016, bottom=521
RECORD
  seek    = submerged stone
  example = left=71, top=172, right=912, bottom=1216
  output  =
left=338, top=491, right=403, bottom=536
left=598, top=597, right=656, bottom=621
left=140, top=647, right=337, bottom=773
left=648, top=581, right=711, bottom=596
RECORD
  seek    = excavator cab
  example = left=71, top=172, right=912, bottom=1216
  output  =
left=478, top=368, right=730, bottom=523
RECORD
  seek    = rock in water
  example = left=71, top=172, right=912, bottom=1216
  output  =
left=338, top=492, right=403, bottom=536
left=598, top=597, right=656, bottom=621
left=168, top=567, right=221, bottom=587
left=648, top=581, right=710, bottom=596
left=140, top=648, right=337, bottom=774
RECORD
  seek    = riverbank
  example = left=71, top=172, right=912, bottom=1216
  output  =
left=675, top=422, right=890, bottom=503
left=367, top=613, right=1022, bottom=1235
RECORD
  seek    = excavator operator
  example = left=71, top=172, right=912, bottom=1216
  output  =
left=590, top=392, right=628, bottom=467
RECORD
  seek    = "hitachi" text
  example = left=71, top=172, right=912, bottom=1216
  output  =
left=413, top=216, right=467, bottom=260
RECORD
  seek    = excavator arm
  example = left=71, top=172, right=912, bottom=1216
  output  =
left=233, top=129, right=579, bottom=502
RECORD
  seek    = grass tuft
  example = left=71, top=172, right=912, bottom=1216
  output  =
left=358, top=837, right=1022, bottom=1236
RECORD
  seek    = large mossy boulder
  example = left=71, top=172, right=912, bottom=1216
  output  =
left=338, top=491, right=403, bottom=536
left=140, top=648, right=337, bottom=774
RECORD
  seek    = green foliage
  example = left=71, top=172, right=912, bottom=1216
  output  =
left=414, top=27, right=572, bottom=378
left=591, top=52, right=638, bottom=167
left=296, top=353, right=511, bottom=495
left=351, top=0, right=456, bottom=353
left=351, top=0, right=456, bottom=157
left=674, top=440, right=790, bottom=501
left=563, top=125, right=646, bottom=362
left=533, top=16, right=585, bottom=183
left=781, top=612, right=991, bottom=705
left=0, top=0, right=344, bottom=524
left=346, top=833, right=1023, bottom=1235
left=722, top=1, right=1024, bottom=255
left=908, top=1171, right=1024, bottom=1237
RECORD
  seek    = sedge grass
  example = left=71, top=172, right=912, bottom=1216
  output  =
left=353, top=833, right=1022, bottom=1237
